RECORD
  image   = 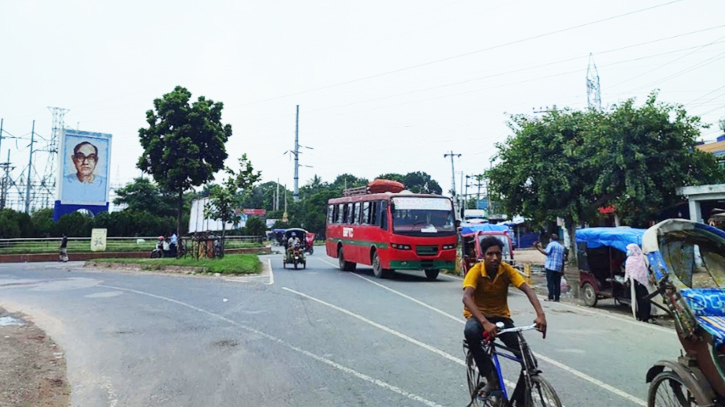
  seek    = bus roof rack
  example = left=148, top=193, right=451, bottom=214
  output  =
left=343, top=186, right=368, bottom=196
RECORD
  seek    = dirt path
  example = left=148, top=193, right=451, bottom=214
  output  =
left=0, top=308, right=69, bottom=407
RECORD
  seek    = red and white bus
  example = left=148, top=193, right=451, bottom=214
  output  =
left=325, top=189, right=457, bottom=280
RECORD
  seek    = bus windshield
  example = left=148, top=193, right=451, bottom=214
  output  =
left=391, top=197, right=455, bottom=236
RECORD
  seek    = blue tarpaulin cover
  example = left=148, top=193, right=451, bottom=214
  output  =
left=575, top=227, right=646, bottom=253
left=461, top=223, right=509, bottom=235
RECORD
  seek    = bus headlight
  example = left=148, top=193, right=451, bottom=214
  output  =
left=391, top=243, right=412, bottom=250
left=442, top=244, right=456, bottom=250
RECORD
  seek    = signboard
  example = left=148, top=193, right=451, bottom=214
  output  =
left=392, top=197, right=452, bottom=211
left=265, top=219, right=278, bottom=228
left=188, top=198, right=247, bottom=233
left=243, top=209, right=266, bottom=216
left=91, top=228, right=107, bottom=252
left=58, top=130, right=112, bottom=205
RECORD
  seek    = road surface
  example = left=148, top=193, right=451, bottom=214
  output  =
left=0, top=253, right=681, bottom=406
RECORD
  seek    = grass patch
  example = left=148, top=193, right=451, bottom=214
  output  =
left=91, top=254, right=262, bottom=275
left=0, top=240, right=262, bottom=255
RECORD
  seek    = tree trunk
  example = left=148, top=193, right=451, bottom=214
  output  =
left=177, top=189, right=183, bottom=257
left=221, top=220, right=226, bottom=258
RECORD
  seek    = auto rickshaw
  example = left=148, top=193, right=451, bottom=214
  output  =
left=272, top=229, right=287, bottom=246
left=282, top=228, right=307, bottom=270
left=460, top=224, right=516, bottom=275
left=575, top=227, right=647, bottom=307
left=644, top=219, right=725, bottom=406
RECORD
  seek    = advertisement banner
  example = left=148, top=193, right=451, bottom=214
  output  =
left=58, top=130, right=112, bottom=205
left=243, top=209, right=266, bottom=216
left=91, top=228, right=107, bottom=252
left=265, top=219, right=278, bottom=228
left=188, top=198, right=248, bottom=233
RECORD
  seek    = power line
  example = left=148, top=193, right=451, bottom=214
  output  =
left=237, top=0, right=686, bottom=107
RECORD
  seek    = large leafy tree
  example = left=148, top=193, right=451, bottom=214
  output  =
left=585, top=94, right=724, bottom=225
left=205, top=155, right=261, bottom=255
left=138, top=86, right=231, bottom=237
left=488, top=93, right=725, bottom=260
left=113, top=177, right=177, bottom=217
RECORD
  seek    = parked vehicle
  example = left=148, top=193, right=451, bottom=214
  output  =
left=325, top=180, right=457, bottom=280
left=575, top=227, right=647, bottom=307
left=644, top=219, right=725, bottom=406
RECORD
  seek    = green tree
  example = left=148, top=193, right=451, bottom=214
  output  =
left=31, top=208, right=54, bottom=237
left=375, top=173, right=405, bottom=183
left=403, top=171, right=442, bottom=194
left=586, top=94, right=724, bottom=225
left=138, top=86, right=231, bottom=238
left=245, top=216, right=266, bottom=237
left=204, top=155, right=261, bottom=256
left=113, top=177, right=178, bottom=217
left=488, top=93, right=725, bottom=261
left=53, top=212, right=93, bottom=237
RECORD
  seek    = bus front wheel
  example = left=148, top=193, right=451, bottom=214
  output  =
left=372, top=252, right=391, bottom=279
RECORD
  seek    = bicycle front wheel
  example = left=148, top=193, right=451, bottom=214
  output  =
left=526, top=375, right=562, bottom=407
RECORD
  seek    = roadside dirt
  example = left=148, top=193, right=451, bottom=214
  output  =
left=0, top=308, right=69, bottom=407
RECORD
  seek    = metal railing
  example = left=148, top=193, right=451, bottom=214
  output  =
left=0, top=235, right=264, bottom=254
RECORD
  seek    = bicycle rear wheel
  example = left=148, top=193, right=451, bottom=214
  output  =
left=526, top=375, right=562, bottom=407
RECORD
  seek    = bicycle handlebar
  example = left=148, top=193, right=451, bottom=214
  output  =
left=497, top=323, right=537, bottom=335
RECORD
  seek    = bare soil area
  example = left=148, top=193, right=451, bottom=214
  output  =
left=0, top=308, right=69, bottom=407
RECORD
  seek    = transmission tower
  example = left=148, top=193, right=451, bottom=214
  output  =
left=586, top=53, right=602, bottom=111
left=41, top=107, right=69, bottom=207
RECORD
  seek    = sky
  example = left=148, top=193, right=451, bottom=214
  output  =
left=2, top=0, right=725, bottom=209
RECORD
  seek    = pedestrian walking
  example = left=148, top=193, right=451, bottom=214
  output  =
left=59, top=235, right=69, bottom=262
left=535, top=234, right=566, bottom=302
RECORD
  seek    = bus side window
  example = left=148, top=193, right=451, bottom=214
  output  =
left=342, top=204, right=349, bottom=224
left=370, top=202, right=377, bottom=226
left=353, top=202, right=361, bottom=224
left=346, top=203, right=354, bottom=224
left=336, top=204, right=344, bottom=223
left=327, top=205, right=334, bottom=224
left=362, top=202, right=370, bottom=225
left=380, top=200, right=388, bottom=230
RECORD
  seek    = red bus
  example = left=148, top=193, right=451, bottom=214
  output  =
left=325, top=191, right=457, bottom=280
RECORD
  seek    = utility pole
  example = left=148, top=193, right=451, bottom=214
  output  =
left=587, top=53, right=602, bottom=111
left=294, top=105, right=299, bottom=203
left=285, top=105, right=312, bottom=203
left=443, top=152, right=461, bottom=197
left=275, top=179, right=280, bottom=211
left=0, top=151, right=12, bottom=210
left=25, top=120, right=35, bottom=213
left=0, top=119, right=3, bottom=160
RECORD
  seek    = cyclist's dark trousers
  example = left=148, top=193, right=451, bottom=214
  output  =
left=464, top=316, right=525, bottom=403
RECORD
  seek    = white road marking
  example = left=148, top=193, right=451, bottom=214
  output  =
left=351, top=273, right=464, bottom=324
left=102, top=376, right=119, bottom=407
left=266, top=259, right=274, bottom=286
left=98, top=284, right=442, bottom=407
left=282, top=286, right=518, bottom=391
left=349, top=274, right=647, bottom=406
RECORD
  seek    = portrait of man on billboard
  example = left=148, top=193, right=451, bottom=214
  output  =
left=59, top=130, right=111, bottom=205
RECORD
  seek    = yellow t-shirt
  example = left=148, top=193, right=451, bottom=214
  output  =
left=463, top=262, right=526, bottom=319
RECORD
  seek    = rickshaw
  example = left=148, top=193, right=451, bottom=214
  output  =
left=282, top=228, right=307, bottom=269
left=644, top=219, right=725, bottom=406
left=460, top=224, right=516, bottom=275
left=305, top=232, right=315, bottom=255
left=272, top=229, right=287, bottom=246
left=575, top=227, right=647, bottom=308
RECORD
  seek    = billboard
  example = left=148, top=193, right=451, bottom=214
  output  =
left=58, top=130, right=112, bottom=205
left=188, top=198, right=248, bottom=233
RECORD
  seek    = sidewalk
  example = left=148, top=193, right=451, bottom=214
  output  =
left=514, top=248, right=580, bottom=301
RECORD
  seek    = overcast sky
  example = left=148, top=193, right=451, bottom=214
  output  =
left=2, top=0, right=725, bottom=204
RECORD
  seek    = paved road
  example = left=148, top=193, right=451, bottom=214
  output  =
left=0, top=254, right=682, bottom=407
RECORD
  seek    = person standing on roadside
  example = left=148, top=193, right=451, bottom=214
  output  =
left=535, top=234, right=565, bottom=302
left=59, top=235, right=69, bottom=262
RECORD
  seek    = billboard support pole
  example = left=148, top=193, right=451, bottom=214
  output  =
left=25, top=120, right=35, bottom=213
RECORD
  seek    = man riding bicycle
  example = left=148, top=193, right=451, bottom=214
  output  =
left=463, top=236, right=547, bottom=405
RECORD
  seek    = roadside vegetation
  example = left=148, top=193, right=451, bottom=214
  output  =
left=0, top=239, right=262, bottom=255
left=90, top=254, right=262, bottom=275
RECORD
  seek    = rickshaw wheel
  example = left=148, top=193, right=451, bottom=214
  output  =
left=582, top=282, right=598, bottom=307
left=648, top=371, right=701, bottom=407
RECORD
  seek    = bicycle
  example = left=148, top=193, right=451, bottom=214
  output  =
left=463, top=323, right=562, bottom=407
